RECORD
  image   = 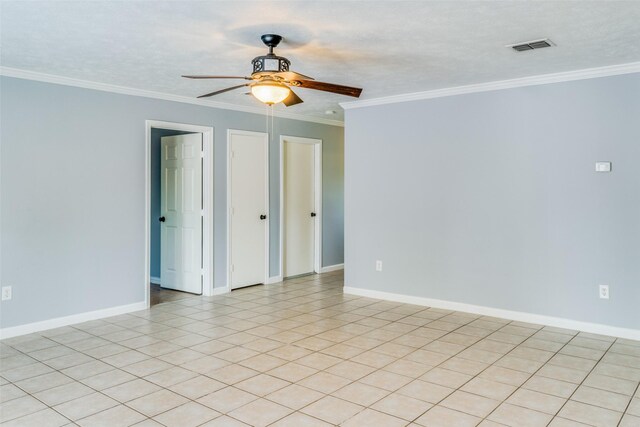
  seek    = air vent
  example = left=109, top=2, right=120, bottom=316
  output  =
left=509, top=39, right=554, bottom=52
left=513, top=44, right=534, bottom=52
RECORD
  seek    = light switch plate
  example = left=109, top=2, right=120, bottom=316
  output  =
left=595, top=162, right=612, bottom=172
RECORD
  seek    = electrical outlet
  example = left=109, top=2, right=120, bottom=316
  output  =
left=1, top=286, right=11, bottom=301
left=599, top=285, right=609, bottom=299
left=375, top=260, right=383, bottom=272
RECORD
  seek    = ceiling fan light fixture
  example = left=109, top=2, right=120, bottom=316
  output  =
left=183, top=34, right=362, bottom=104
left=251, top=82, right=291, bottom=105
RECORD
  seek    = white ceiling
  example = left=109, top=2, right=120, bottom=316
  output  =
left=2, top=1, right=640, bottom=121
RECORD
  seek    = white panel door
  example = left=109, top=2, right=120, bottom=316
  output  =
left=160, top=133, right=203, bottom=294
left=284, top=142, right=315, bottom=277
left=229, top=131, right=268, bottom=289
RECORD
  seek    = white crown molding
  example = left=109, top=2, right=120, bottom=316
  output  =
left=0, top=66, right=344, bottom=127
left=344, top=286, right=640, bottom=341
left=341, top=61, right=640, bottom=110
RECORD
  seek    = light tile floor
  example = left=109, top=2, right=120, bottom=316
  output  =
left=1, top=271, right=639, bottom=426
left=150, top=284, right=192, bottom=307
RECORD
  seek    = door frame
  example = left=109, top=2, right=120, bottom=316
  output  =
left=145, top=120, right=215, bottom=307
left=227, top=129, right=270, bottom=291
left=279, top=135, right=322, bottom=279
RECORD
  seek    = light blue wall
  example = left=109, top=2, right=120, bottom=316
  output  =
left=150, top=128, right=194, bottom=280
left=0, top=76, right=344, bottom=329
left=321, top=137, right=345, bottom=267
left=345, top=73, right=640, bottom=330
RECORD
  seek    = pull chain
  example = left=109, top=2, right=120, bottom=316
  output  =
left=265, top=104, right=275, bottom=146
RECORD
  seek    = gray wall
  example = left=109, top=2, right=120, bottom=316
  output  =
left=0, top=76, right=344, bottom=329
left=150, top=128, right=194, bottom=279
left=345, top=73, right=640, bottom=330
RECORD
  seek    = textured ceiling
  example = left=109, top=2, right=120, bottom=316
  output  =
left=2, top=1, right=640, bottom=121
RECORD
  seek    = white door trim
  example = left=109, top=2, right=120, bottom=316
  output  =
left=227, top=129, right=270, bottom=291
left=145, top=120, right=215, bottom=307
left=279, top=135, right=322, bottom=278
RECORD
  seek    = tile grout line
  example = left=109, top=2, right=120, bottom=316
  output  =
left=3, top=273, right=638, bottom=427
left=544, top=337, right=617, bottom=427
left=294, top=291, right=638, bottom=425
left=479, top=330, right=581, bottom=426
left=4, top=335, right=160, bottom=425
left=174, top=283, right=480, bottom=425
left=0, top=290, right=602, bottom=425
left=0, top=303, right=616, bottom=427
left=410, top=319, right=567, bottom=425
left=617, top=374, right=640, bottom=427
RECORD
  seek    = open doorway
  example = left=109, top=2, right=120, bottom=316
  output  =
left=145, top=120, right=214, bottom=307
left=279, top=135, right=322, bottom=279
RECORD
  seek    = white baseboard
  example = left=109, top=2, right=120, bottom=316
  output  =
left=0, top=301, right=148, bottom=340
left=266, top=276, right=283, bottom=285
left=212, top=286, right=230, bottom=296
left=319, top=263, right=344, bottom=273
left=150, top=276, right=161, bottom=285
left=343, top=286, right=640, bottom=341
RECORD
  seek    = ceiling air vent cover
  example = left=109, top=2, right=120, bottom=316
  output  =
left=510, top=39, right=555, bottom=52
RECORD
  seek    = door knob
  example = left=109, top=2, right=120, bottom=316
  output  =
left=159, top=216, right=166, bottom=222
left=260, top=214, right=267, bottom=220
left=310, top=212, right=316, bottom=217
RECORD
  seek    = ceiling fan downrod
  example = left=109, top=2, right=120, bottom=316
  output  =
left=261, top=34, right=283, bottom=55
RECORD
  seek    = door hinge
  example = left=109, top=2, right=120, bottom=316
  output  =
left=201, top=210, right=204, bottom=216
left=201, top=151, right=204, bottom=158
left=230, top=151, right=235, bottom=159
left=230, top=264, right=235, bottom=272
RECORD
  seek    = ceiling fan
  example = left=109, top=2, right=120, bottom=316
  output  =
left=183, top=34, right=363, bottom=106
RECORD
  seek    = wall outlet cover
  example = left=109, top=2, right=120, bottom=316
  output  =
left=375, top=260, right=383, bottom=272
left=599, top=284, right=609, bottom=299
left=1, top=286, right=12, bottom=301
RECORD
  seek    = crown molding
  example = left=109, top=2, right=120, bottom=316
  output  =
left=341, top=61, right=640, bottom=110
left=0, top=67, right=344, bottom=127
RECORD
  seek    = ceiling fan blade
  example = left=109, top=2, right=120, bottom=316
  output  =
left=183, top=75, right=252, bottom=80
left=282, top=89, right=303, bottom=107
left=274, top=71, right=314, bottom=81
left=293, top=80, right=362, bottom=97
left=197, top=84, right=250, bottom=98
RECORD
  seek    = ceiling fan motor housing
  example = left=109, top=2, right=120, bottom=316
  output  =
left=252, top=34, right=290, bottom=78
left=251, top=54, right=290, bottom=77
